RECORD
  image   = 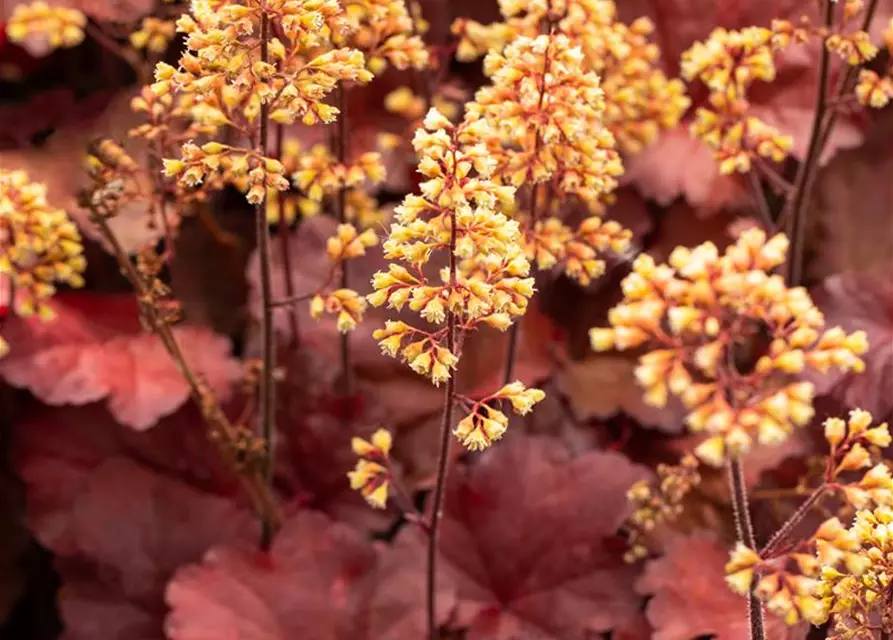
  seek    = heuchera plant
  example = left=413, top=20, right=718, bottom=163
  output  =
left=2, top=0, right=893, bottom=638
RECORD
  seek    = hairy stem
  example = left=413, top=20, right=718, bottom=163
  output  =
left=728, top=457, right=766, bottom=640
left=256, top=8, right=278, bottom=551
left=782, top=0, right=834, bottom=285
left=760, top=485, right=828, bottom=557
left=426, top=185, right=459, bottom=640
left=274, top=124, right=301, bottom=348
left=333, top=85, right=353, bottom=397
left=90, top=213, right=281, bottom=530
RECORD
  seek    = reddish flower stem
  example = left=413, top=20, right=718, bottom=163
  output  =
left=89, top=213, right=282, bottom=533
left=728, top=457, right=766, bottom=640
left=256, top=7, right=278, bottom=551
left=782, top=0, right=834, bottom=285
left=426, top=158, right=459, bottom=639
left=274, top=126, right=300, bottom=348
left=760, top=484, right=828, bottom=557
left=332, top=85, right=353, bottom=397
left=747, top=170, right=774, bottom=231
left=816, top=0, right=881, bottom=158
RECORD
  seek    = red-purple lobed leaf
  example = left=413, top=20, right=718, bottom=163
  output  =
left=637, top=532, right=807, bottom=640
left=13, top=401, right=256, bottom=639
left=0, top=292, right=242, bottom=430
left=435, top=435, right=650, bottom=639
left=164, top=511, right=451, bottom=640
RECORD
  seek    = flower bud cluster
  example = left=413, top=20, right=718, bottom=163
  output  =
left=681, top=26, right=794, bottom=175
left=722, top=410, right=892, bottom=631
left=453, top=381, right=545, bottom=450
left=347, top=428, right=394, bottom=508
left=308, top=223, right=378, bottom=333
left=453, top=0, right=688, bottom=156
left=590, top=229, right=868, bottom=466
left=7, top=2, right=86, bottom=50
left=854, top=19, right=893, bottom=108
left=814, top=503, right=893, bottom=638
left=463, top=32, right=631, bottom=286
left=292, top=144, right=387, bottom=228
left=625, top=454, right=701, bottom=563
left=824, top=410, right=893, bottom=510
left=337, top=0, right=428, bottom=74
left=130, top=17, right=177, bottom=54
left=153, top=0, right=374, bottom=206
left=0, top=170, right=86, bottom=356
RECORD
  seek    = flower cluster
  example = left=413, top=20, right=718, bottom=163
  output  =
left=308, top=223, right=378, bottom=333
left=130, top=17, right=177, bottom=54
left=824, top=409, right=893, bottom=509
left=454, top=381, right=545, bottom=450
left=0, top=170, right=86, bottom=355
left=723, top=411, right=892, bottom=629
left=347, top=428, right=394, bottom=508
left=590, top=229, right=868, bottom=466
left=156, top=0, right=373, bottom=205
left=681, top=26, right=793, bottom=175
left=816, top=504, right=893, bottom=638
left=467, top=34, right=621, bottom=198
left=367, top=109, right=544, bottom=448
left=7, top=1, right=87, bottom=49
left=293, top=144, right=387, bottom=228
left=684, top=2, right=890, bottom=174
left=336, top=0, right=428, bottom=73
left=453, top=0, right=689, bottom=155
left=462, top=33, right=631, bottom=285
left=724, top=522, right=837, bottom=627
left=625, top=454, right=701, bottom=563
left=854, top=18, right=893, bottom=108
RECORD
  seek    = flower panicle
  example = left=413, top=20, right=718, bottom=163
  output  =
left=367, top=108, right=544, bottom=450
left=0, top=169, right=87, bottom=356
left=590, top=229, right=868, bottom=466
left=154, top=0, right=374, bottom=206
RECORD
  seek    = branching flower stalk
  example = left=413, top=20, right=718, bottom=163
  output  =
left=254, top=6, right=277, bottom=549
left=364, top=109, right=545, bottom=637
left=590, top=230, right=868, bottom=639
left=84, top=185, right=282, bottom=533
left=454, top=0, right=691, bottom=384
left=722, top=410, right=893, bottom=634
left=159, top=0, right=374, bottom=547
left=682, top=0, right=889, bottom=256
left=463, top=32, right=631, bottom=384
left=783, top=0, right=834, bottom=286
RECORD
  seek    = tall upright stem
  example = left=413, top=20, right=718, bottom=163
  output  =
left=256, top=8, right=277, bottom=551
left=426, top=187, right=459, bottom=639
left=782, top=0, right=834, bottom=285
left=502, top=157, right=544, bottom=386
left=274, top=124, right=300, bottom=348
left=333, top=85, right=353, bottom=396
left=728, top=457, right=766, bottom=640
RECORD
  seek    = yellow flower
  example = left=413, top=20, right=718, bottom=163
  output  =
left=347, top=429, right=393, bottom=509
